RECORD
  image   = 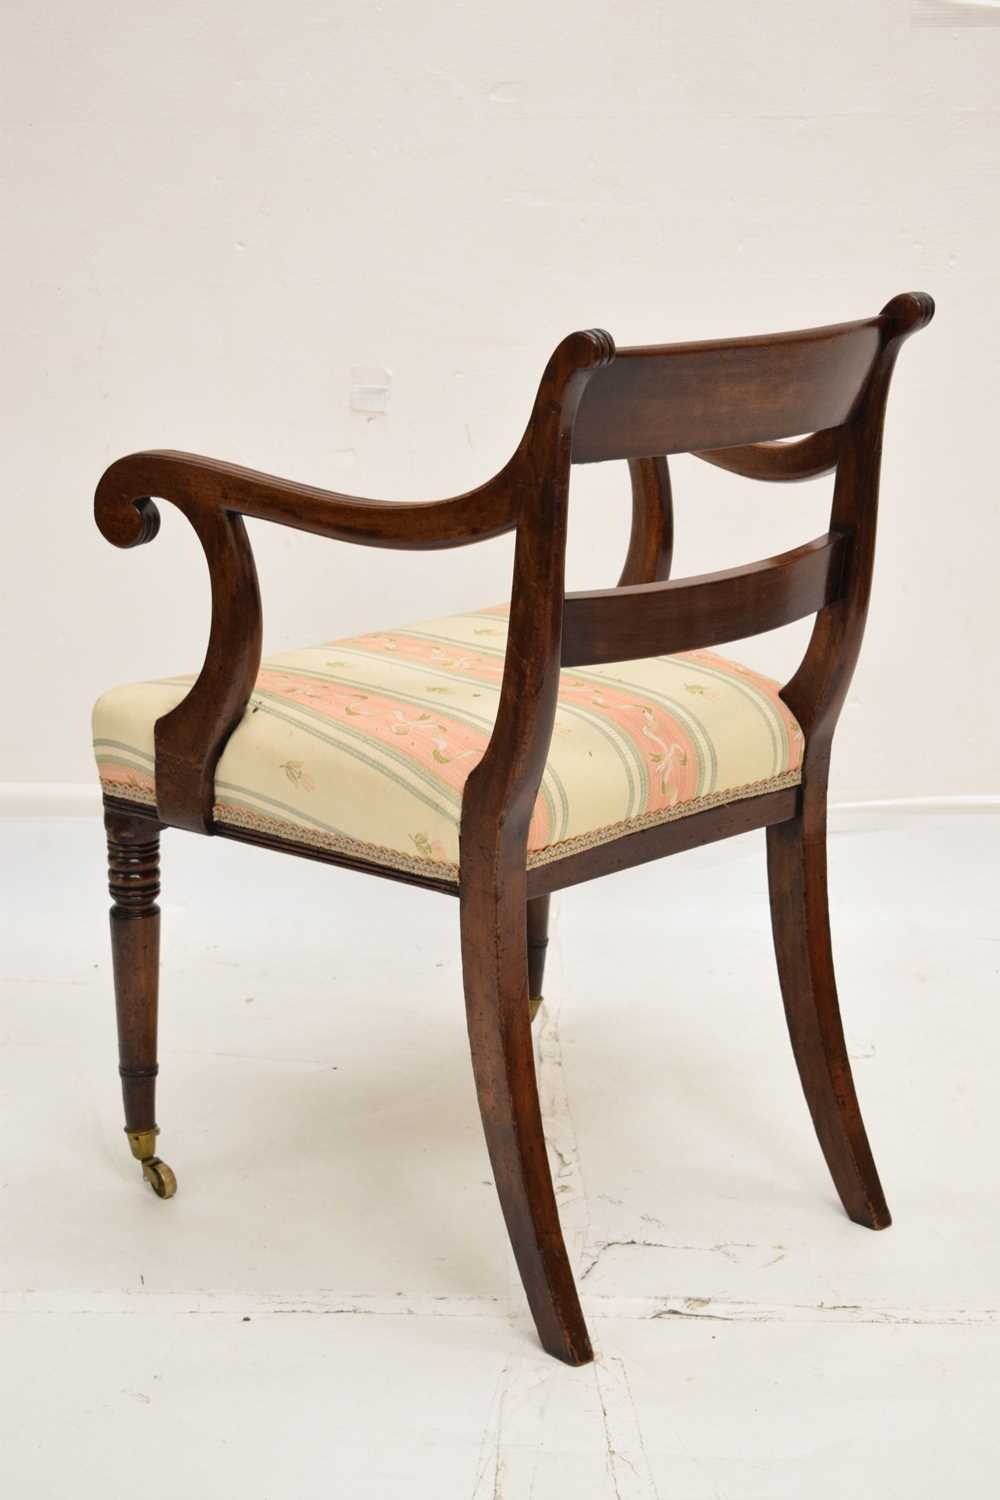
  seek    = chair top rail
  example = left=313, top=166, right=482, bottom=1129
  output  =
left=571, top=316, right=882, bottom=463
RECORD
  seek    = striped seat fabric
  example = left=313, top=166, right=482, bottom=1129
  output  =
left=93, top=606, right=803, bottom=883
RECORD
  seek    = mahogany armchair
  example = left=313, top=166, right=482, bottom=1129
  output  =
left=94, top=292, right=933, bottom=1364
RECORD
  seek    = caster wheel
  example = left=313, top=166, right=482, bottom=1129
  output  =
left=141, top=1157, right=177, bottom=1199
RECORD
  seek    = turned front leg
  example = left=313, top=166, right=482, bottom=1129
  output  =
left=106, top=808, right=176, bottom=1199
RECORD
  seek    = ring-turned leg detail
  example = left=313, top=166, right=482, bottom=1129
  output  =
left=106, top=808, right=177, bottom=1199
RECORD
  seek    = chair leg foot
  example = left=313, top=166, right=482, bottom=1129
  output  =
left=766, top=809, right=890, bottom=1230
left=125, top=1126, right=177, bottom=1199
left=107, top=809, right=177, bottom=1201
left=463, top=879, right=592, bottom=1366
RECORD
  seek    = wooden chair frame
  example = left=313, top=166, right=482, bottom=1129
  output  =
left=96, top=291, right=933, bottom=1364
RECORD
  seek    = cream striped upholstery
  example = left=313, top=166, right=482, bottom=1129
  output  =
left=94, top=606, right=803, bottom=881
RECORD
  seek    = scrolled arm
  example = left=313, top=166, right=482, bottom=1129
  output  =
left=95, top=449, right=520, bottom=554
left=96, top=459, right=265, bottom=835
left=95, top=327, right=613, bottom=843
left=94, top=448, right=525, bottom=835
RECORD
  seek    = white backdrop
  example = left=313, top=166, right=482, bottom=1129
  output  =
left=3, top=0, right=998, bottom=800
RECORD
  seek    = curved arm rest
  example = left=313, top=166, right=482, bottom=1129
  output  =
left=95, top=449, right=520, bottom=553
left=94, top=326, right=614, bottom=841
left=94, top=450, right=522, bottom=835
left=694, top=427, right=840, bottom=483
left=95, top=470, right=264, bottom=835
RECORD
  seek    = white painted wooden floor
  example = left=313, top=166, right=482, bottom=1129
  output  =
left=1, top=809, right=997, bottom=1497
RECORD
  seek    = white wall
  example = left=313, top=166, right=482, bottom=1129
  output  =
left=3, top=0, right=998, bottom=800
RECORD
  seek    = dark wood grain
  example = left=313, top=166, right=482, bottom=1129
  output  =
left=156, top=508, right=261, bottom=832
left=758, top=291, right=935, bottom=1226
left=106, top=809, right=163, bottom=1137
left=95, top=294, right=933, bottom=1365
left=526, top=788, right=800, bottom=898
left=562, top=532, right=847, bottom=668
left=767, top=811, right=890, bottom=1228
left=526, top=894, right=551, bottom=1003
left=572, top=319, right=882, bottom=462
left=695, top=427, right=841, bottom=482
left=95, top=450, right=522, bottom=554
left=781, top=294, right=935, bottom=759
left=458, top=329, right=612, bottom=1366
left=619, top=457, right=673, bottom=584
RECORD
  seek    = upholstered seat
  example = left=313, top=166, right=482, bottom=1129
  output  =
left=94, top=605, right=803, bottom=881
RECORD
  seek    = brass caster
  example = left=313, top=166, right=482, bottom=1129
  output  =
left=125, top=1126, right=177, bottom=1199
left=142, top=1157, right=177, bottom=1199
left=529, top=993, right=543, bottom=1023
